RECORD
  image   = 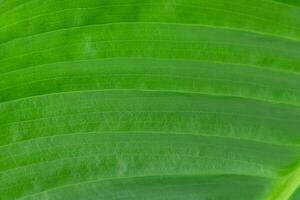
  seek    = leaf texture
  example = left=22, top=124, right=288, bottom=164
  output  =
left=0, top=0, right=300, bottom=200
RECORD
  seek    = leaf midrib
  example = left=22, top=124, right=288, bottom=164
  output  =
left=267, top=164, right=300, bottom=200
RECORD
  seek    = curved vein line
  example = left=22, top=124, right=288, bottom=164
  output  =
left=0, top=89, right=299, bottom=119
left=1, top=130, right=298, bottom=152
left=1, top=88, right=300, bottom=113
left=0, top=132, right=297, bottom=177
left=1, top=37, right=298, bottom=64
left=1, top=57, right=299, bottom=79
left=1, top=41, right=299, bottom=76
left=1, top=109, right=296, bottom=128
left=0, top=154, right=275, bottom=187
left=1, top=1, right=299, bottom=33
left=0, top=20, right=299, bottom=49
left=1, top=87, right=299, bottom=109
left=0, top=58, right=299, bottom=89
left=268, top=0, right=300, bottom=9
left=1, top=130, right=298, bottom=153
left=1, top=71, right=300, bottom=94
left=0, top=74, right=300, bottom=107
left=0, top=73, right=280, bottom=91
left=0, top=0, right=36, bottom=17
left=13, top=174, right=274, bottom=200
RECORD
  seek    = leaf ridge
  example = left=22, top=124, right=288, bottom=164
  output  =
left=267, top=165, right=300, bottom=200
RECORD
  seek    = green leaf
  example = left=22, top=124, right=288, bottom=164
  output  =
left=0, top=0, right=300, bottom=199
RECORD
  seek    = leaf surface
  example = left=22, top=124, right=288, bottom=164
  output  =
left=1, top=0, right=300, bottom=200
